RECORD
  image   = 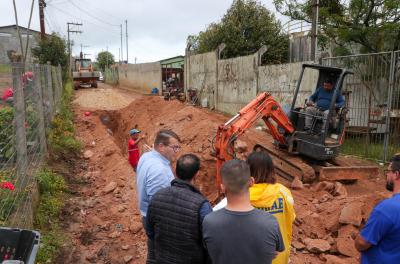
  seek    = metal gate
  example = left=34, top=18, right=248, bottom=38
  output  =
left=322, top=51, right=400, bottom=162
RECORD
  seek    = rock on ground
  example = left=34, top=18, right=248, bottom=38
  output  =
left=339, top=202, right=363, bottom=227
left=304, top=238, right=331, bottom=253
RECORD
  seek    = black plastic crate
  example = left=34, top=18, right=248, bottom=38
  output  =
left=0, top=228, right=40, bottom=264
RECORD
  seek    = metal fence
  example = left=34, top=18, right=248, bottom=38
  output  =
left=105, top=66, right=119, bottom=85
left=0, top=62, right=63, bottom=228
left=322, top=51, right=400, bottom=162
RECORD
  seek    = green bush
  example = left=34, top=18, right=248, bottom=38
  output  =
left=48, top=82, right=81, bottom=158
left=36, top=169, right=66, bottom=195
left=35, top=194, right=64, bottom=229
left=35, top=229, right=64, bottom=264
left=0, top=107, right=15, bottom=161
left=34, top=168, right=66, bottom=263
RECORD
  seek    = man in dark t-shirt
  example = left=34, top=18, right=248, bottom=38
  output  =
left=203, top=160, right=284, bottom=264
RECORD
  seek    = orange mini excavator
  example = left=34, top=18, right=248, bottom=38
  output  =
left=214, top=64, right=379, bottom=188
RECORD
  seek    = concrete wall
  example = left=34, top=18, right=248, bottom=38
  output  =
left=186, top=51, right=217, bottom=109
left=119, top=62, right=162, bottom=94
left=0, top=27, right=40, bottom=63
left=185, top=49, right=316, bottom=115
left=217, top=55, right=258, bottom=114
left=258, top=61, right=316, bottom=110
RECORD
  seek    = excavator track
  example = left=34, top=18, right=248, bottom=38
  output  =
left=254, top=143, right=316, bottom=183
left=254, top=142, right=379, bottom=183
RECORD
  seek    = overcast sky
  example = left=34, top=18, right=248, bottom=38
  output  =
left=1, top=0, right=289, bottom=63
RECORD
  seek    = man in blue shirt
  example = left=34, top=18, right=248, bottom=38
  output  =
left=304, top=79, right=345, bottom=133
left=136, top=129, right=181, bottom=264
left=146, top=154, right=212, bottom=264
left=355, top=154, right=400, bottom=264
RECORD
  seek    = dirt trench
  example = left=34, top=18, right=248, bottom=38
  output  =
left=62, top=84, right=390, bottom=264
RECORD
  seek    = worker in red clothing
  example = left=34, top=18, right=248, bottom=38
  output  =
left=128, top=129, right=143, bottom=172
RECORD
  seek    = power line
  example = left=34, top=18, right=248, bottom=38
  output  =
left=48, top=4, right=120, bottom=36
left=44, top=9, right=58, bottom=33
left=45, top=8, right=61, bottom=33
left=44, top=12, right=52, bottom=32
left=80, top=0, right=122, bottom=22
left=69, top=0, right=120, bottom=27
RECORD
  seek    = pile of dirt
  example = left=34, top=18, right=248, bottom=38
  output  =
left=101, top=96, right=228, bottom=201
left=67, top=85, right=389, bottom=264
left=102, top=95, right=389, bottom=263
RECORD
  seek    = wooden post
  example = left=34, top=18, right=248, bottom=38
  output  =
left=33, top=64, right=47, bottom=156
left=53, top=66, right=61, bottom=110
left=46, top=62, right=54, bottom=120
left=12, top=63, right=28, bottom=188
left=57, top=65, right=63, bottom=107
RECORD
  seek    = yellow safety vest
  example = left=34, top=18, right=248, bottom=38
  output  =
left=250, top=183, right=296, bottom=264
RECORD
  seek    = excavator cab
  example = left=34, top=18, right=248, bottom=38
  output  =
left=286, top=64, right=353, bottom=160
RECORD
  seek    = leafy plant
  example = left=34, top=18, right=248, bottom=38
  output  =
left=273, top=0, right=400, bottom=54
left=36, top=169, right=66, bottom=195
left=35, top=229, right=64, bottom=264
left=34, top=168, right=67, bottom=263
left=31, top=33, right=69, bottom=81
left=48, top=82, right=81, bottom=159
left=0, top=107, right=15, bottom=161
left=189, top=0, right=289, bottom=64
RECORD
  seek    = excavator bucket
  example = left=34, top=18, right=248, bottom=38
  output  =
left=319, top=166, right=380, bottom=181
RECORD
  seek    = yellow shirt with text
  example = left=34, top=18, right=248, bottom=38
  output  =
left=250, top=183, right=296, bottom=264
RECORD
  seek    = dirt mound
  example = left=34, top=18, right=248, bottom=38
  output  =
left=67, top=86, right=390, bottom=264
left=101, top=96, right=227, bottom=201
left=103, top=95, right=389, bottom=263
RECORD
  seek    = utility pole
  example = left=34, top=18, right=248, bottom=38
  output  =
left=106, top=46, right=109, bottom=69
left=310, top=0, right=319, bottom=62
left=80, top=44, right=89, bottom=58
left=67, top=22, right=83, bottom=77
left=120, top=24, right=123, bottom=63
left=125, top=19, right=128, bottom=63
left=39, top=0, right=46, bottom=39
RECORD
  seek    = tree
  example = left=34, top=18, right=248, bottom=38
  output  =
left=32, top=33, right=68, bottom=67
left=273, top=0, right=400, bottom=54
left=96, top=51, right=115, bottom=71
left=189, top=0, right=289, bottom=64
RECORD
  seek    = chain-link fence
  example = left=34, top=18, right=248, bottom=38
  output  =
left=0, top=62, right=63, bottom=229
left=322, top=51, right=400, bottom=162
left=104, top=66, right=119, bottom=85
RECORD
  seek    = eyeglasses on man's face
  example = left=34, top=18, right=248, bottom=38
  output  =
left=166, top=144, right=181, bottom=153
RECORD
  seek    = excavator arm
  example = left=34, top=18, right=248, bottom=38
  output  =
left=214, top=92, right=295, bottom=189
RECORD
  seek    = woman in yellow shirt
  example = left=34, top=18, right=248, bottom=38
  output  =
left=248, top=151, right=296, bottom=264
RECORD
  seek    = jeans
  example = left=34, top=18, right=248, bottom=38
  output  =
left=305, top=106, right=329, bottom=132
left=142, top=216, right=155, bottom=264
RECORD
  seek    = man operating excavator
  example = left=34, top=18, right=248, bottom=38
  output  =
left=304, top=79, right=345, bottom=133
